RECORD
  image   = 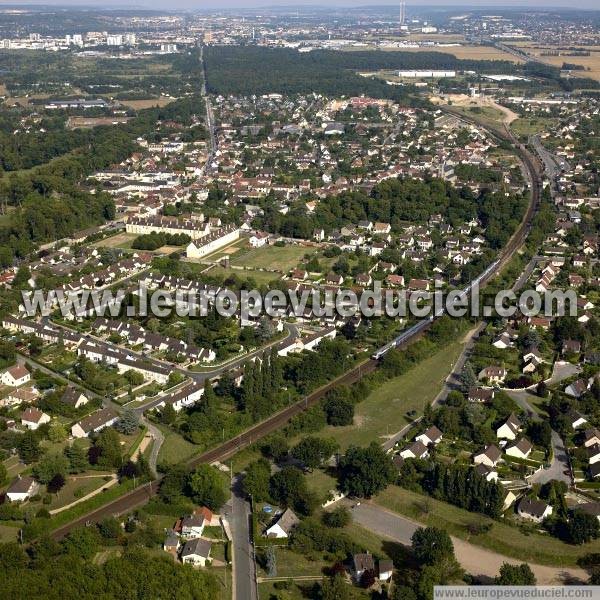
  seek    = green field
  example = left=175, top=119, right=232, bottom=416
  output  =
left=230, top=244, right=313, bottom=272
left=511, top=117, right=558, bottom=138
left=156, top=425, right=199, bottom=465
left=311, top=340, right=465, bottom=450
left=375, top=485, right=600, bottom=567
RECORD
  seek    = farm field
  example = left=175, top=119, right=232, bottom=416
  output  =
left=117, top=97, right=177, bottom=109
left=510, top=44, right=600, bottom=81
left=392, top=44, right=524, bottom=63
left=93, top=232, right=138, bottom=250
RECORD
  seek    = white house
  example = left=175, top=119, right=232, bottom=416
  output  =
left=21, top=408, right=50, bottom=431
left=505, top=437, right=533, bottom=460
left=71, top=408, right=118, bottom=438
left=399, top=440, right=429, bottom=460
left=180, top=538, right=212, bottom=567
left=181, top=514, right=205, bottom=538
left=415, top=426, right=443, bottom=447
left=517, top=498, right=553, bottom=523
left=496, top=413, right=521, bottom=441
left=265, top=508, right=300, bottom=539
left=6, top=475, right=39, bottom=502
left=1, top=365, right=31, bottom=387
left=473, top=445, right=502, bottom=468
left=61, top=387, right=89, bottom=409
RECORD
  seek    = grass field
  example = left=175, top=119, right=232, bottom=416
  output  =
left=230, top=244, right=313, bottom=272
left=511, top=117, right=558, bottom=138
left=117, top=97, right=177, bottom=109
left=375, top=485, right=600, bottom=567
left=311, top=340, right=465, bottom=450
left=156, top=425, right=199, bottom=465
left=93, top=232, right=138, bottom=250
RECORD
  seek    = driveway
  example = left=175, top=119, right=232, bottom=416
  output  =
left=546, top=361, right=581, bottom=386
left=529, top=430, right=571, bottom=485
left=348, top=501, right=587, bottom=584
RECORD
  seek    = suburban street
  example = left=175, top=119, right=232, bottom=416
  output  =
left=227, top=475, right=257, bottom=600
left=347, top=501, right=587, bottom=584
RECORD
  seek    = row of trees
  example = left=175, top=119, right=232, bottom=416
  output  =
left=131, top=232, right=191, bottom=250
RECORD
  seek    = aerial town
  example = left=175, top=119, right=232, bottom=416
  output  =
left=0, top=3, right=600, bottom=599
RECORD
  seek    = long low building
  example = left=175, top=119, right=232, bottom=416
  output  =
left=186, top=225, right=240, bottom=259
left=126, top=215, right=210, bottom=240
left=71, top=408, right=119, bottom=438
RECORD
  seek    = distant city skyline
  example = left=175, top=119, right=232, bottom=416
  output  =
left=0, top=1, right=599, bottom=9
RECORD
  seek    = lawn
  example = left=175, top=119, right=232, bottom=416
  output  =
left=46, top=475, right=111, bottom=510
left=207, top=265, right=282, bottom=285
left=156, top=425, right=199, bottom=465
left=311, top=340, right=465, bottom=450
left=257, top=546, right=328, bottom=578
left=92, top=232, right=138, bottom=250
left=230, top=244, right=313, bottom=272
left=374, top=485, right=600, bottom=567
left=305, top=469, right=339, bottom=501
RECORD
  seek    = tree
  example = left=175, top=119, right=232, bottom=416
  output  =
left=0, top=462, right=6, bottom=486
left=338, top=442, right=395, bottom=498
left=568, top=511, right=600, bottom=545
left=242, top=459, right=271, bottom=502
left=322, top=506, right=351, bottom=528
left=269, top=466, right=318, bottom=516
left=47, top=421, right=67, bottom=443
left=261, top=435, right=289, bottom=463
left=64, top=440, right=88, bottom=473
left=98, top=517, right=121, bottom=540
left=17, top=430, right=41, bottom=463
left=47, top=473, right=65, bottom=494
left=160, top=403, right=176, bottom=425
left=495, top=563, right=536, bottom=585
left=33, top=453, right=69, bottom=484
left=94, top=427, right=122, bottom=468
left=187, top=465, right=227, bottom=511
left=291, top=436, right=338, bottom=470
left=115, top=409, right=139, bottom=435
left=265, top=545, right=277, bottom=577
left=61, top=526, right=100, bottom=560
left=320, top=574, right=349, bottom=600
left=392, top=587, right=417, bottom=600
left=411, top=527, right=454, bottom=565
left=159, top=465, right=188, bottom=503
left=323, top=393, right=354, bottom=426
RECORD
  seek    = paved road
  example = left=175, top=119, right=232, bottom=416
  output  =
left=505, top=390, right=571, bottom=485
left=348, top=501, right=587, bottom=584
left=227, top=476, right=257, bottom=600
left=530, top=430, right=571, bottom=485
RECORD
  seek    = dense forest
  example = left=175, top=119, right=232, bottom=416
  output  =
left=204, top=46, right=517, bottom=99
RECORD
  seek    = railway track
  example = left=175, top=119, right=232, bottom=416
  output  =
left=49, top=108, right=543, bottom=541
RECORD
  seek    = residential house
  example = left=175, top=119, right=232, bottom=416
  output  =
left=352, top=552, right=375, bottom=581
left=181, top=514, right=205, bottom=538
left=61, top=386, right=89, bottom=409
left=415, top=426, right=443, bottom=447
left=473, top=445, right=502, bottom=468
left=474, top=463, right=498, bottom=482
left=568, top=409, right=588, bottom=429
left=478, top=366, right=507, bottom=384
left=180, top=538, right=212, bottom=567
left=588, top=444, right=600, bottom=466
left=399, top=440, right=429, bottom=460
left=71, top=408, right=119, bottom=438
left=265, top=508, right=300, bottom=539
left=517, top=498, right=553, bottom=523
left=584, top=428, right=600, bottom=448
left=468, top=387, right=495, bottom=403
left=21, top=408, right=50, bottom=431
left=6, top=475, right=40, bottom=502
left=496, top=413, right=521, bottom=441
left=565, top=379, right=590, bottom=399
left=1, top=365, right=31, bottom=387
left=505, top=437, right=533, bottom=460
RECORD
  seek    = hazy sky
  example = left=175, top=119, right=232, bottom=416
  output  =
left=0, top=0, right=599, bottom=8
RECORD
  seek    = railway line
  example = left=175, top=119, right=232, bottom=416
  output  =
left=49, top=108, right=543, bottom=541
